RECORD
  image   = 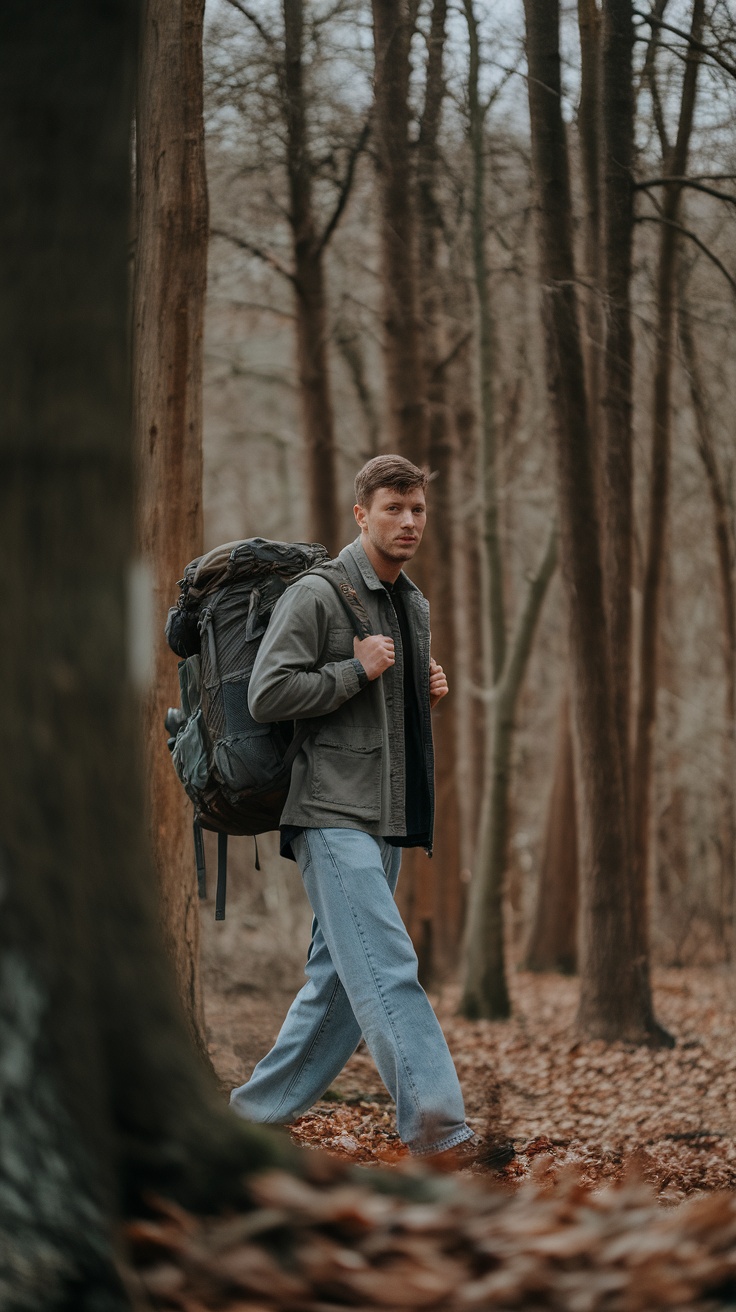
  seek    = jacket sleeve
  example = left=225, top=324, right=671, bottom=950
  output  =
left=248, top=578, right=367, bottom=722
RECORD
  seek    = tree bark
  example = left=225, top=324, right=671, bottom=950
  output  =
left=0, top=4, right=298, bottom=1302
left=632, top=0, right=704, bottom=1014
left=461, top=526, right=558, bottom=1018
left=133, top=0, right=208, bottom=1049
left=576, top=0, right=603, bottom=419
left=600, top=0, right=636, bottom=802
left=678, top=273, right=736, bottom=951
left=371, top=0, right=427, bottom=462
left=414, top=0, right=464, bottom=968
left=464, top=0, right=505, bottom=685
left=283, top=0, right=341, bottom=555
left=525, top=689, right=579, bottom=974
left=523, top=0, right=663, bottom=1043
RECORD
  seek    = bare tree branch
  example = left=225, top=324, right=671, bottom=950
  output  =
left=635, top=214, right=736, bottom=295
left=431, top=330, right=472, bottom=380
left=317, top=117, right=372, bottom=254
left=634, top=0, right=671, bottom=106
left=223, top=0, right=275, bottom=47
left=637, top=177, right=736, bottom=205
left=209, top=227, right=295, bottom=284
left=633, top=8, right=736, bottom=81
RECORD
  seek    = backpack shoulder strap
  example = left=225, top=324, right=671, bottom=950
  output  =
left=302, top=559, right=373, bottom=640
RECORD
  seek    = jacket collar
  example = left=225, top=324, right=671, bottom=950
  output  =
left=341, top=537, right=419, bottom=594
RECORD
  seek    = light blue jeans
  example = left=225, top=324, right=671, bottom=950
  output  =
left=230, top=828, right=472, bottom=1155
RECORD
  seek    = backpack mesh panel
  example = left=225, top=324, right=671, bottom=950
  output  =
left=200, top=583, right=269, bottom=740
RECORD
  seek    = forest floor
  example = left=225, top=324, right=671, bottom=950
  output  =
left=128, top=964, right=736, bottom=1310
left=205, top=964, right=736, bottom=1201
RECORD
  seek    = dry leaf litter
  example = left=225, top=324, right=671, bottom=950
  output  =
left=126, top=967, right=736, bottom=1308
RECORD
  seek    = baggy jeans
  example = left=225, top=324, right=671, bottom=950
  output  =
left=229, top=828, right=473, bottom=1155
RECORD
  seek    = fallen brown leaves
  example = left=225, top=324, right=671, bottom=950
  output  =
left=280, top=969, right=736, bottom=1198
left=174, top=967, right=736, bottom=1309
left=128, top=1166, right=736, bottom=1311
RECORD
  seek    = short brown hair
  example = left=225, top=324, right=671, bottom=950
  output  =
left=354, top=454, right=429, bottom=507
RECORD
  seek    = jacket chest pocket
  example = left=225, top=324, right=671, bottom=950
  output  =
left=312, top=726, right=382, bottom=819
left=324, top=624, right=356, bottom=662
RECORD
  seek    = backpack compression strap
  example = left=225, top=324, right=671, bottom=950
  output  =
left=308, top=561, right=373, bottom=640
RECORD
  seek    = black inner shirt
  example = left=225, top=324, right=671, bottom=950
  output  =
left=382, top=580, right=431, bottom=847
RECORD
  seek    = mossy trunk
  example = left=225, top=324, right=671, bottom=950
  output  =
left=0, top=4, right=297, bottom=1305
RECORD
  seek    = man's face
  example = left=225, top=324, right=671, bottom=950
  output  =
left=354, top=485, right=427, bottom=566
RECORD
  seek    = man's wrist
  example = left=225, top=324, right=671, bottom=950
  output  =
left=351, top=657, right=369, bottom=689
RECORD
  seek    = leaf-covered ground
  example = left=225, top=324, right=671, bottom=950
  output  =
left=208, top=966, right=736, bottom=1199
left=128, top=966, right=736, bottom=1310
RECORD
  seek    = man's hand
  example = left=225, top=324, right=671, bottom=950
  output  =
left=354, top=633, right=395, bottom=680
left=429, top=657, right=449, bottom=709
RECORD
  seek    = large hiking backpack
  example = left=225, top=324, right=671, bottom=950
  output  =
left=165, top=538, right=371, bottom=918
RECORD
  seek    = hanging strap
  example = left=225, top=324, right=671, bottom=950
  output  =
left=309, top=561, right=373, bottom=640
left=193, top=820, right=207, bottom=899
left=215, top=832, right=228, bottom=921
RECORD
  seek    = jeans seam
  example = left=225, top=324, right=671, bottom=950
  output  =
left=269, top=970, right=344, bottom=1121
left=318, top=829, right=423, bottom=1120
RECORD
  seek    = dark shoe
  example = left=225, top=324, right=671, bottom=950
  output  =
left=425, top=1133, right=516, bottom=1173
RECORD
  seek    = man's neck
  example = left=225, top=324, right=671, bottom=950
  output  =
left=360, top=535, right=403, bottom=584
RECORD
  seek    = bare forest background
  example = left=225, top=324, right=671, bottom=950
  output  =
left=194, top=0, right=736, bottom=1038
left=6, top=0, right=736, bottom=1304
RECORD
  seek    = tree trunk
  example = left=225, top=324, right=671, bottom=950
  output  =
left=678, top=274, right=736, bottom=952
left=632, top=0, right=704, bottom=1014
left=464, top=0, right=505, bottom=686
left=523, top=0, right=663, bottom=1043
left=453, top=398, right=487, bottom=867
left=133, top=0, right=208, bottom=1048
left=0, top=4, right=298, bottom=1302
left=371, top=0, right=427, bottom=462
left=283, top=0, right=340, bottom=555
left=525, top=689, right=579, bottom=974
left=600, top=0, right=636, bottom=802
left=461, top=526, right=558, bottom=1018
left=576, top=0, right=603, bottom=420
left=414, top=0, right=464, bottom=968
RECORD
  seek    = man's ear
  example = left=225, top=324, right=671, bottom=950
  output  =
left=354, top=502, right=366, bottom=531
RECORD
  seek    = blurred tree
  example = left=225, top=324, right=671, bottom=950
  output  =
left=371, top=0, right=427, bottom=464
left=600, top=0, right=637, bottom=815
left=133, top=0, right=208, bottom=1047
left=632, top=0, right=705, bottom=1026
left=213, top=0, right=371, bottom=555
left=0, top=1, right=297, bottom=1302
left=525, top=691, right=579, bottom=974
left=459, top=0, right=558, bottom=1020
left=523, top=0, right=657, bottom=1043
left=415, top=0, right=465, bottom=970
left=281, top=0, right=340, bottom=554
left=678, top=270, right=736, bottom=951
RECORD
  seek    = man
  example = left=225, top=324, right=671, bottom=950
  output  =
left=230, top=454, right=513, bottom=1167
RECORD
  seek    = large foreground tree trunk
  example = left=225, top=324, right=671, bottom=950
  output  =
left=133, top=0, right=208, bottom=1046
left=523, top=0, right=664, bottom=1043
left=0, top=5, right=293, bottom=1304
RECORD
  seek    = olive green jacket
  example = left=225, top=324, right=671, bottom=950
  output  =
left=247, top=538, right=435, bottom=844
